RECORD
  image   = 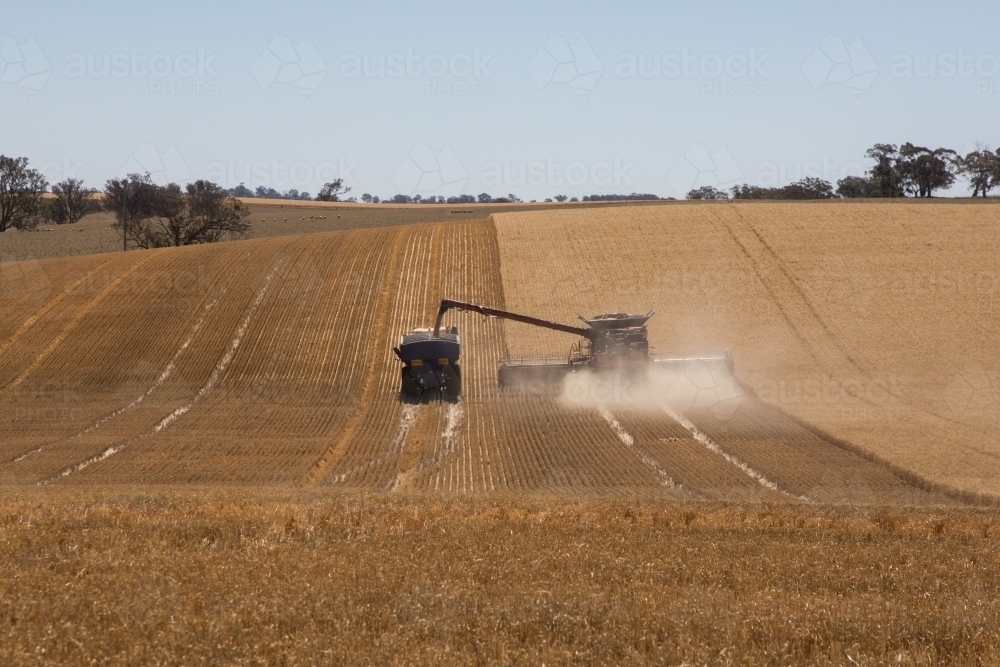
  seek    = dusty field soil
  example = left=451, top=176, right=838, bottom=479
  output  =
left=1, top=491, right=998, bottom=666
left=494, top=202, right=1000, bottom=496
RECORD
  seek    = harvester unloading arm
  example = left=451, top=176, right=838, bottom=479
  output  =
left=433, top=298, right=594, bottom=340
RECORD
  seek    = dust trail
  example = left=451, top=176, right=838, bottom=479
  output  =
left=12, top=273, right=235, bottom=464
left=393, top=400, right=464, bottom=492
left=439, top=400, right=465, bottom=492
left=330, top=403, right=418, bottom=486
left=598, top=408, right=690, bottom=494
left=42, top=259, right=284, bottom=483
left=661, top=405, right=811, bottom=501
left=441, top=400, right=463, bottom=455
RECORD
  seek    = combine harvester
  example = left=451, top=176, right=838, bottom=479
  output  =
left=394, top=298, right=732, bottom=400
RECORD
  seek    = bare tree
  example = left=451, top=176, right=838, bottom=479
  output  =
left=104, top=173, right=160, bottom=251
left=316, top=179, right=351, bottom=202
left=957, top=144, right=999, bottom=197
left=686, top=186, right=729, bottom=200
left=0, top=155, right=48, bottom=232
left=47, top=178, right=99, bottom=225
left=898, top=143, right=958, bottom=197
left=140, top=180, right=251, bottom=248
left=864, top=144, right=904, bottom=197
left=836, top=176, right=881, bottom=198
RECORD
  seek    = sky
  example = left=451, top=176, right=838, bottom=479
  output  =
left=2, top=0, right=998, bottom=200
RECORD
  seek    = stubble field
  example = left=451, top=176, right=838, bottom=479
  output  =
left=1, top=200, right=998, bottom=663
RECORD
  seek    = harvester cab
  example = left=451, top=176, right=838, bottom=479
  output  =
left=579, top=311, right=654, bottom=371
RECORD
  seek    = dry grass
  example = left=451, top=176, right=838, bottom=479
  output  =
left=0, top=200, right=667, bottom=263
left=494, top=201, right=1000, bottom=495
left=1, top=489, right=999, bottom=666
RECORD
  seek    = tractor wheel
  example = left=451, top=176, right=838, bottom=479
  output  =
left=442, top=364, right=462, bottom=401
left=400, top=367, right=421, bottom=402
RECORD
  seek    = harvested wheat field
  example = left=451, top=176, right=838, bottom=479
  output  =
left=2, top=202, right=1000, bottom=664
left=0, top=207, right=984, bottom=503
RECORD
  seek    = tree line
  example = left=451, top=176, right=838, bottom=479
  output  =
left=0, top=156, right=357, bottom=249
left=2, top=143, right=997, bottom=248
left=222, top=179, right=351, bottom=202
left=687, top=142, right=1000, bottom=200
left=361, top=193, right=524, bottom=204
left=359, top=192, right=661, bottom=204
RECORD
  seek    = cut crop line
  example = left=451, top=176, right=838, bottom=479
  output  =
left=41, top=258, right=284, bottom=483
left=598, top=409, right=691, bottom=495
left=0, top=257, right=116, bottom=360
left=661, top=405, right=811, bottom=502
left=330, top=403, right=418, bottom=487
left=3, top=256, right=155, bottom=393
left=304, top=229, right=405, bottom=486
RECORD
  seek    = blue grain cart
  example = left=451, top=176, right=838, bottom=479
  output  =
left=393, top=327, right=462, bottom=401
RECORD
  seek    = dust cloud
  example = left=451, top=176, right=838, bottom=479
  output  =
left=559, top=360, right=745, bottom=419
